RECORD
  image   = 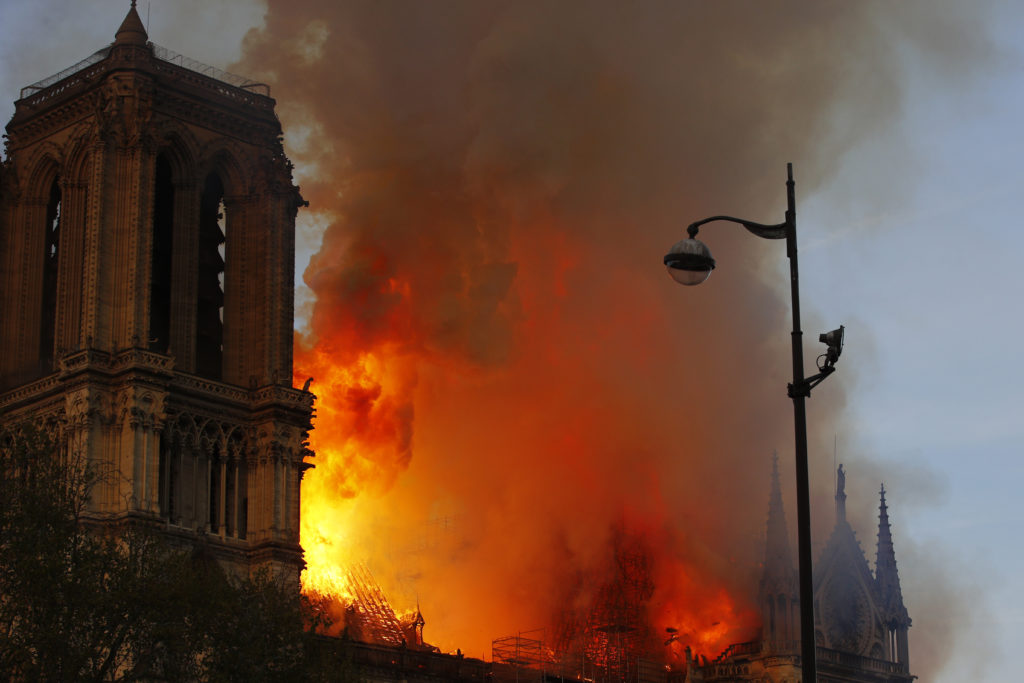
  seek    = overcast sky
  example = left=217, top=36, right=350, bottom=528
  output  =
left=800, top=10, right=1024, bottom=679
left=1, top=2, right=1022, bottom=680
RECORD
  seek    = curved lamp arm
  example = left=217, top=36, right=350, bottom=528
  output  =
left=686, top=215, right=790, bottom=241
left=664, top=214, right=792, bottom=285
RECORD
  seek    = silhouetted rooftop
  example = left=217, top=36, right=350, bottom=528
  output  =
left=18, top=1, right=267, bottom=101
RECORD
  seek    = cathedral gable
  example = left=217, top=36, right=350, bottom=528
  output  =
left=813, top=520, right=887, bottom=658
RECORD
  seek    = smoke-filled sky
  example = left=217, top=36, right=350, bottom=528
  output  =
left=3, top=1, right=1023, bottom=680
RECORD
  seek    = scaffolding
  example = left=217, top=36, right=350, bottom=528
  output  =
left=493, top=626, right=667, bottom=683
left=545, top=525, right=666, bottom=683
left=492, top=629, right=595, bottom=683
left=345, top=563, right=406, bottom=647
left=493, top=629, right=547, bottom=668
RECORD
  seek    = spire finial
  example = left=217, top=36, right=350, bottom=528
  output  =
left=115, top=0, right=148, bottom=45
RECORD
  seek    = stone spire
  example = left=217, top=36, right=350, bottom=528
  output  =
left=115, top=1, right=148, bottom=46
left=875, top=484, right=911, bottom=669
left=759, top=452, right=798, bottom=649
left=835, top=462, right=847, bottom=525
left=763, top=452, right=795, bottom=581
left=875, top=485, right=910, bottom=625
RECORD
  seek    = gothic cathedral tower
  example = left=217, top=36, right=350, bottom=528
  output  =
left=693, top=459, right=914, bottom=682
left=0, top=3, right=312, bottom=580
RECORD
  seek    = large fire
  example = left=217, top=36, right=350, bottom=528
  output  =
left=231, top=0, right=894, bottom=669
left=290, top=215, right=767, bottom=662
left=296, top=343, right=414, bottom=594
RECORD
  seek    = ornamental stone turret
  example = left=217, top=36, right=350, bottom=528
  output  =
left=875, top=484, right=912, bottom=670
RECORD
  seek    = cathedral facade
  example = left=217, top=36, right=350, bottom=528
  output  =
left=0, top=4, right=312, bottom=579
left=680, top=458, right=913, bottom=683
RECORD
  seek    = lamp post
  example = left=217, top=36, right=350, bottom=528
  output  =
left=663, top=163, right=843, bottom=683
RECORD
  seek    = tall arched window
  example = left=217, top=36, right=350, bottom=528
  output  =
left=777, top=595, right=787, bottom=639
left=150, top=154, right=174, bottom=352
left=196, top=172, right=225, bottom=379
left=40, top=177, right=61, bottom=368
left=209, top=443, right=221, bottom=531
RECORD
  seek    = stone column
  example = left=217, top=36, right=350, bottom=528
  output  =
left=218, top=456, right=227, bottom=536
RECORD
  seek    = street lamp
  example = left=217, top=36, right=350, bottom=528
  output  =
left=664, top=163, right=842, bottom=683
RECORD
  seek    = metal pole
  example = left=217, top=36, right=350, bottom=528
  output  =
left=785, top=162, right=817, bottom=682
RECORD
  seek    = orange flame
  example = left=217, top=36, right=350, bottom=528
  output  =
left=233, top=0, right=865, bottom=664
left=296, top=342, right=417, bottom=599
left=286, top=207, right=777, bottom=663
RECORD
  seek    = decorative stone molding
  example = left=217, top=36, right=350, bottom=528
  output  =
left=0, top=374, right=61, bottom=411
left=64, top=386, right=114, bottom=430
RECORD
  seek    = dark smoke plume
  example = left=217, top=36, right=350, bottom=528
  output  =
left=237, top=1, right=994, bottom=673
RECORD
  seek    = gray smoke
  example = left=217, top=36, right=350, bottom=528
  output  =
left=233, top=1, right=997, bottom=674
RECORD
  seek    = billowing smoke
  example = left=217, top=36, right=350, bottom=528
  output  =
left=236, top=0, right=991, bottom=673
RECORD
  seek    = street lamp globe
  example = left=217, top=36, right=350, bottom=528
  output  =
left=663, top=237, right=715, bottom=286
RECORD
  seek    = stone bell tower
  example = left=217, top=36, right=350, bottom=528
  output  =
left=0, top=3, right=312, bottom=580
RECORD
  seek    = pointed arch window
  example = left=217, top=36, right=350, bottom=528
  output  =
left=150, top=154, right=174, bottom=352
left=196, top=172, right=225, bottom=379
left=209, top=443, right=221, bottom=531
left=40, top=177, right=61, bottom=368
left=776, top=595, right=787, bottom=640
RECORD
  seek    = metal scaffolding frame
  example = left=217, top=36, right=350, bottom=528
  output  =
left=345, top=563, right=406, bottom=647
